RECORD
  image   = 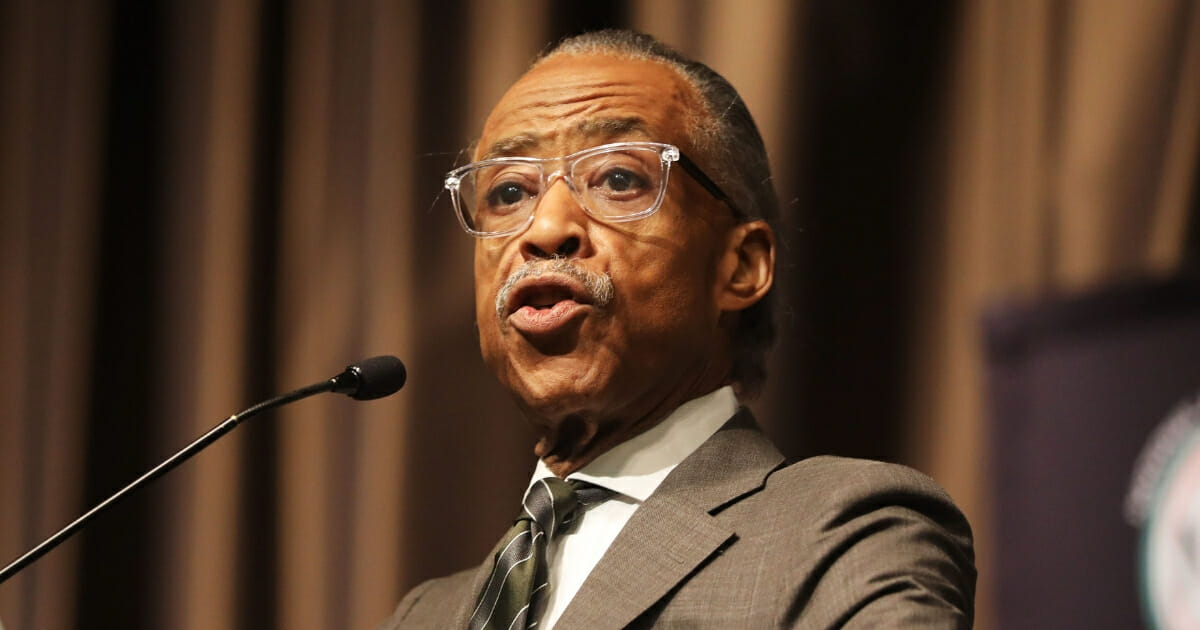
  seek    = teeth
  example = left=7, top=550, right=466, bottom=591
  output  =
left=524, top=288, right=572, bottom=309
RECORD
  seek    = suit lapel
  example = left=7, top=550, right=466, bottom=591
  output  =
left=555, top=409, right=785, bottom=629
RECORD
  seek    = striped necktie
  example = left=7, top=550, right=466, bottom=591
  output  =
left=467, top=478, right=613, bottom=630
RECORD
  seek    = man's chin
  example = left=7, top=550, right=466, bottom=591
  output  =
left=504, top=366, right=610, bottom=427
left=511, top=377, right=595, bottom=419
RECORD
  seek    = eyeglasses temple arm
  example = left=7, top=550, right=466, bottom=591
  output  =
left=676, top=153, right=747, bottom=218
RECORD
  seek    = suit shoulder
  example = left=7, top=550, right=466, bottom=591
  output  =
left=765, top=455, right=971, bottom=538
left=761, top=456, right=976, bottom=625
left=775, top=455, right=951, bottom=498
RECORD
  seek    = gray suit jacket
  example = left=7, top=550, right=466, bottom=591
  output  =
left=378, top=411, right=975, bottom=629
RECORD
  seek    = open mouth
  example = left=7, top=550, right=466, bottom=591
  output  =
left=501, top=274, right=595, bottom=337
left=502, top=274, right=591, bottom=318
left=523, top=285, right=577, bottom=309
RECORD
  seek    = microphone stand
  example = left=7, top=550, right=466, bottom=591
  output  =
left=0, top=380, right=336, bottom=584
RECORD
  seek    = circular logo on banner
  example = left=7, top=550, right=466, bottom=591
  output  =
left=1127, top=395, right=1200, bottom=630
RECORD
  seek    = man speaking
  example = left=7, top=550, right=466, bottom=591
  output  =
left=379, top=30, right=975, bottom=629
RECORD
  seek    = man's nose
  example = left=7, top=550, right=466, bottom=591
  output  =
left=518, top=178, right=590, bottom=259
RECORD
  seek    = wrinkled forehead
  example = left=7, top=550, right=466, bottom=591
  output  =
left=474, top=54, right=706, bottom=162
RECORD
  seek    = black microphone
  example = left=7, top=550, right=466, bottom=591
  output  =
left=0, top=355, right=406, bottom=584
left=330, top=354, right=406, bottom=400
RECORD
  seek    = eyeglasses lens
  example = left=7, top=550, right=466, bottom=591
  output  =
left=457, top=146, right=666, bottom=234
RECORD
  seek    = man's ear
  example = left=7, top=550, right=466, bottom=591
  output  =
left=716, top=220, right=775, bottom=312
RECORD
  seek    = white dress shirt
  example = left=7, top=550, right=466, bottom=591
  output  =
left=526, top=386, right=739, bottom=629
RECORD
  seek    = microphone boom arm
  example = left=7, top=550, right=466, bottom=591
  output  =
left=0, top=379, right=336, bottom=584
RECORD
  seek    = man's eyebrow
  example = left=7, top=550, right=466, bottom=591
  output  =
left=573, top=117, right=650, bottom=139
left=477, top=117, right=652, bottom=161
left=479, top=134, right=542, bottom=160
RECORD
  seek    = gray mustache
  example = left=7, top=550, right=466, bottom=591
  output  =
left=495, top=258, right=615, bottom=319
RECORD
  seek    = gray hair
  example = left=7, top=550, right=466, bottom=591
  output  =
left=537, top=29, right=779, bottom=397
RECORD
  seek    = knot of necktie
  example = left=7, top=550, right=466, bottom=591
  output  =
left=520, top=477, right=579, bottom=541
left=520, top=478, right=613, bottom=540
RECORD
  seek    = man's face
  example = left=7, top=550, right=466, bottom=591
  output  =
left=473, top=53, right=738, bottom=459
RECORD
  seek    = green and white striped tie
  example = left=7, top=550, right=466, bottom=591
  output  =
left=467, top=478, right=613, bottom=630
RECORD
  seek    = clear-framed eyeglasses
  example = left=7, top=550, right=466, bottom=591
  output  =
left=444, top=141, right=739, bottom=238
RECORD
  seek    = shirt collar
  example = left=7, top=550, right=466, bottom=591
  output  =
left=529, top=386, right=738, bottom=502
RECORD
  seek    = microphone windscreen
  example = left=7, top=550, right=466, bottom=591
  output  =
left=345, top=355, right=406, bottom=400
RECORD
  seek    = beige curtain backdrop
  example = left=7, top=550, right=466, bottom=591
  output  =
left=1, top=3, right=107, bottom=629
left=907, top=1, right=1200, bottom=626
left=1, top=1, right=1196, bottom=630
